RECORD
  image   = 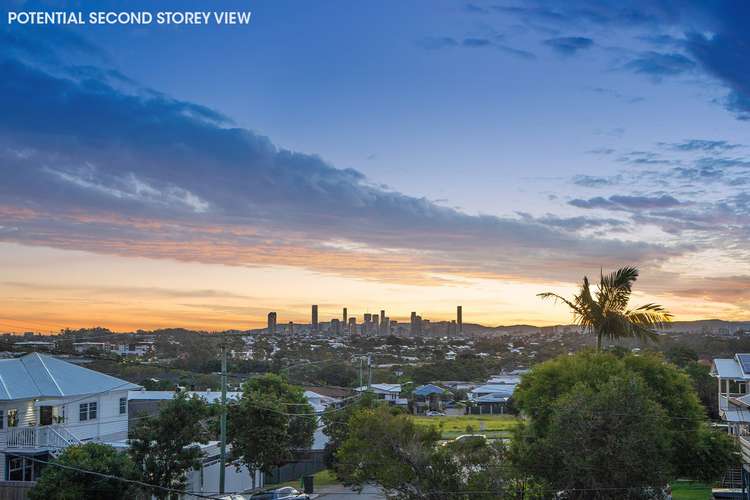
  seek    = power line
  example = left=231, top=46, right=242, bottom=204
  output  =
left=8, top=453, right=224, bottom=500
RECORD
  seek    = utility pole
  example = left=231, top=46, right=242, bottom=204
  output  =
left=219, top=337, right=227, bottom=494
left=367, top=354, right=372, bottom=389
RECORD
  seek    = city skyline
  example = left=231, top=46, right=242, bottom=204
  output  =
left=3, top=1, right=750, bottom=331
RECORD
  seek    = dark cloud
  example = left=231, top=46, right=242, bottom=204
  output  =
left=572, top=174, right=622, bottom=188
left=624, top=51, right=696, bottom=78
left=517, top=212, right=628, bottom=230
left=544, top=36, right=594, bottom=54
left=0, top=34, right=675, bottom=284
left=463, top=37, right=492, bottom=48
left=569, top=194, right=684, bottom=211
left=660, top=139, right=743, bottom=152
left=418, top=34, right=533, bottom=59
left=496, top=1, right=750, bottom=120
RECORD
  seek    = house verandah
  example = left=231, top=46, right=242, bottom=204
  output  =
left=0, top=353, right=266, bottom=499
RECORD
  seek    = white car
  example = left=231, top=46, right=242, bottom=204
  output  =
left=425, top=410, right=446, bottom=416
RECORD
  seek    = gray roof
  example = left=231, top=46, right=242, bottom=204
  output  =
left=475, top=392, right=512, bottom=403
left=713, top=358, right=748, bottom=379
left=471, top=383, right=518, bottom=395
left=128, top=391, right=242, bottom=403
left=0, top=353, right=140, bottom=400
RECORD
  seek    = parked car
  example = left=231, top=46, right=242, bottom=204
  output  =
left=249, top=486, right=310, bottom=499
left=453, top=434, right=486, bottom=443
left=425, top=410, right=446, bottom=416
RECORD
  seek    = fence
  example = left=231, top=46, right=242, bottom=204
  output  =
left=0, top=481, right=35, bottom=500
left=265, top=451, right=326, bottom=485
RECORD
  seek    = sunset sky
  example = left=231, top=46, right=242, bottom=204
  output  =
left=2, top=0, right=750, bottom=332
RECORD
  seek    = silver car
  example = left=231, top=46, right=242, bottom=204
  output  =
left=249, top=486, right=310, bottom=499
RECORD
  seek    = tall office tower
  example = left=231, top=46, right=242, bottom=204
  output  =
left=363, top=313, right=372, bottom=323
left=410, top=312, right=417, bottom=335
left=348, top=317, right=357, bottom=334
left=331, top=318, right=341, bottom=335
left=373, top=314, right=379, bottom=333
left=267, top=312, right=277, bottom=334
left=382, top=317, right=390, bottom=335
left=312, top=305, right=319, bottom=331
left=343, top=307, right=348, bottom=325
left=380, top=310, right=385, bottom=325
left=288, top=321, right=294, bottom=335
left=457, top=305, right=463, bottom=334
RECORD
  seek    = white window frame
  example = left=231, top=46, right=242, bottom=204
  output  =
left=79, top=401, right=97, bottom=422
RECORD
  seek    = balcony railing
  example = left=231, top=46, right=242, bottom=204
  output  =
left=5, top=425, right=80, bottom=450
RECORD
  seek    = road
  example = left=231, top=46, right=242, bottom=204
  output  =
left=314, top=484, right=385, bottom=499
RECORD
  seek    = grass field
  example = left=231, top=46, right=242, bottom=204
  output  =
left=411, top=414, right=518, bottom=439
left=671, top=481, right=711, bottom=500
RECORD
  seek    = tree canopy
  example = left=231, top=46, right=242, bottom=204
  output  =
left=336, top=406, right=512, bottom=500
left=29, top=443, right=140, bottom=500
left=539, top=266, right=672, bottom=350
left=511, top=351, right=738, bottom=497
left=128, top=392, right=210, bottom=499
left=227, top=373, right=315, bottom=473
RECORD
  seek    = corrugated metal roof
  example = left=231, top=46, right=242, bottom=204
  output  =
left=355, top=384, right=401, bottom=393
left=0, top=353, right=141, bottom=400
left=414, top=384, right=447, bottom=396
left=471, top=384, right=518, bottom=394
left=713, top=358, right=747, bottom=379
left=127, top=391, right=242, bottom=403
left=475, top=392, right=511, bottom=403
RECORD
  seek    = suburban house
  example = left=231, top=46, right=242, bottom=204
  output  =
left=0, top=353, right=266, bottom=497
left=711, top=354, right=750, bottom=495
left=354, top=383, right=408, bottom=407
left=0, top=353, right=140, bottom=482
left=466, top=377, right=518, bottom=415
left=411, top=384, right=451, bottom=415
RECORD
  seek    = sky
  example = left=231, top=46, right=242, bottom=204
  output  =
left=2, top=0, right=750, bottom=331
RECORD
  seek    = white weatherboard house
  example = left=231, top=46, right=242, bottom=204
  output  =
left=711, top=354, right=750, bottom=491
left=0, top=353, right=140, bottom=482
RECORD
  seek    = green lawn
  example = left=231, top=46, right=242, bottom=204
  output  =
left=411, top=414, right=518, bottom=439
left=671, top=481, right=711, bottom=500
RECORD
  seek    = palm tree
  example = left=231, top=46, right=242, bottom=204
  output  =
left=538, top=266, right=672, bottom=351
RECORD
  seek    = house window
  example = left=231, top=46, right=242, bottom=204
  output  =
left=7, top=408, right=18, bottom=427
left=7, top=456, right=34, bottom=481
left=79, top=402, right=97, bottom=421
left=119, top=397, right=127, bottom=415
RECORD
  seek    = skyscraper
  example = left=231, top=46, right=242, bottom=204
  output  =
left=457, top=305, right=463, bottom=334
left=288, top=321, right=294, bottom=335
left=312, top=304, right=319, bottom=331
left=343, top=307, right=348, bottom=325
left=348, top=316, right=357, bottom=335
left=331, top=318, right=341, bottom=335
left=267, top=312, right=277, bottom=334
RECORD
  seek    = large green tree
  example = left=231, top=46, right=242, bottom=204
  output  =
left=539, top=266, right=672, bottom=350
left=29, top=443, right=140, bottom=500
left=511, top=351, right=738, bottom=497
left=321, top=391, right=384, bottom=468
left=129, top=392, right=210, bottom=499
left=227, top=373, right=315, bottom=473
left=336, top=406, right=515, bottom=500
